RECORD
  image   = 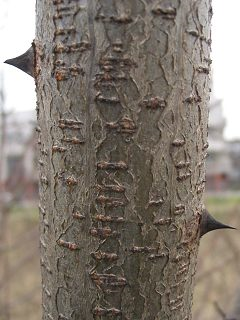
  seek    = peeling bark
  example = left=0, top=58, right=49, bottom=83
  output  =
left=35, top=0, right=211, bottom=319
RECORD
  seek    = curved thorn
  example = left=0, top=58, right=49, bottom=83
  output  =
left=4, top=46, right=34, bottom=77
left=200, top=209, right=235, bottom=237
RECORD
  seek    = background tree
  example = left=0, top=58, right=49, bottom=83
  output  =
left=7, top=0, right=213, bottom=319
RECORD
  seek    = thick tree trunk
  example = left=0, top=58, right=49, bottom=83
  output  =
left=35, top=0, right=211, bottom=319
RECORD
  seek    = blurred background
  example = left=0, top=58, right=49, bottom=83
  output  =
left=0, top=1, right=240, bottom=319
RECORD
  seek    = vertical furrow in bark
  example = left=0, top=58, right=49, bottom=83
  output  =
left=35, top=0, right=211, bottom=319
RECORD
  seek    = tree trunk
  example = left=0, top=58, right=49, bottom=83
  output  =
left=35, top=0, right=211, bottom=319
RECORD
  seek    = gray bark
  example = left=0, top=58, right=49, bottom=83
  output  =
left=35, top=0, right=211, bottom=319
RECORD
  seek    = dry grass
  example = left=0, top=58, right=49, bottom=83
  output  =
left=0, top=206, right=41, bottom=320
left=0, top=195, right=239, bottom=319
left=193, top=194, right=240, bottom=319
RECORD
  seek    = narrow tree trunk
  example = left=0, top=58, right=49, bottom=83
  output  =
left=35, top=0, right=211, bottom=319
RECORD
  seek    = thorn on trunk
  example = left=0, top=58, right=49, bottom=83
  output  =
left=200, top=208, right=236, bottom=237
left=4, top=46, right=34, bottom=77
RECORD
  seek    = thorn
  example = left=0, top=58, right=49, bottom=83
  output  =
left=200, top=209, right=235, bottom=237
left=4, top=46, right=34, bottom=77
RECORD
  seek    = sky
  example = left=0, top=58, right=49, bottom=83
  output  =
left=0, top=0, right=239, bottom=140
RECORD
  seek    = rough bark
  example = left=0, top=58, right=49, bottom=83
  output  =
left=35, top=0, right=211, bottom=319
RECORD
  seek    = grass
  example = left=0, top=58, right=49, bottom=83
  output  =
left=205, top=194, right=240, bottom=215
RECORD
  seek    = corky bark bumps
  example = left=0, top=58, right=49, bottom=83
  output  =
left=35, top=0, right=211, bottom=319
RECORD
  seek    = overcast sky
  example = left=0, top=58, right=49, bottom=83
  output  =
left=0, top=0, right=239, bottom=140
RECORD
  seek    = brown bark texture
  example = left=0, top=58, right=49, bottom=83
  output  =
left=35, top=0, right=211, bottom=319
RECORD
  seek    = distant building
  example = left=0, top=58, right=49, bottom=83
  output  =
left=206, top=97, right=232, bottom=191
left=228, top=140, right=240, bottom=189
left=0, top=110, right=38, bottom=201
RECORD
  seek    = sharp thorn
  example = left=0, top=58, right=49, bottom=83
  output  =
left=4, top=46, right=34, bottom=77
left=200, top=209, right=236, bottom=238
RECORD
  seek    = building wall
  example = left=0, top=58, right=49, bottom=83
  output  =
left=0, top=110, right=38, bottom=200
